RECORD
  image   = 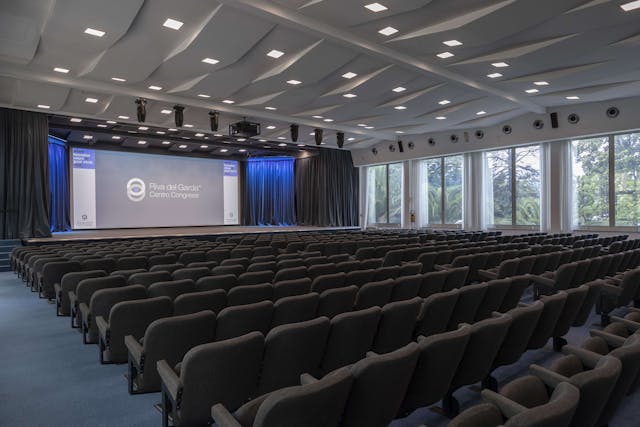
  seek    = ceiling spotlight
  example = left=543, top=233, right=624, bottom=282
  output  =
left=84, top=28, right=105, bottom=37
left=156, top=131, right=165, bottom=134
left=347, top=137, right=355, bottom=141
left=163, top=18, right=184, bottom=30
left=365, top=3, right=388, bottom=12
left=394, top=106, right=407, bottom=110
left=237, top=138, right=246, bottom=142
left=173, top=105, right=184, bottom=127
left=222, top=99, right=234, bottom=104
left=278, top=143, right=287, bottom=147
left=266, top=125, right=276, bottom=130
left=336, top=131, right=345, bottom=148
left=343, top=93, right=357, bottom=98
left=112, top=136, right=121, bottom=140
left=492, top=62, right=509, bottom=67
left=392, top=86, right=406, bottom=93
left=267, top=49, right=284, bottom=58
left=265, top=106, right=277, bottom=110
left=178, top=144, right=188, bottom=149
left=160, top=109, right=172, bottom=114
left=37, top=104, right=50, bottom=109
left=437, top=52, right=454, bottom=59
left=365, top=126, right=375, bottom=129
left=97, top=124, right=107, bottom=128
left=197, top=94, right=210, bottom=98
left=525, top=89, right=539, bottom=94
left=312, top=115, right=324, bottom=119
left=443, top=40, right=463, bottom=46
left=148, top=85, right=162, bottom=91
left=286, top=79, right=302, bottom=85
left=378, top=26, right=398, bottom=36
left=201, top=57, right=220, bottom=65
left=476, top=111, right=487, bottom=115
left=209, top=111, right=219, bottom=132
left=135, top=98, right=147, bottom=122
left=395, top=131, right=404, bottom=134
left=290, top=124, right=299, bottom=142
left=323, top=118, right=334, bottom=122
left=85, top=97, right=98, bottom=103
left=138, top=126, right=149, bottom=130
left=487, top=73, right=503, bottom=78
left=621, top=0, right=640, bottom=11
left=220, top=148, right=228, bottom=153
left=195, top=133, right=205, bottom=137
left=314, top=129, right=323, bottom=146
left=111, top=77, right=126, bottom=82
left=277, top=136, right=286, bottom=140
left=162, top=141, right=171, bottom=145
left=566, top=96, right=580, bottom=100
left=53, top=67, right=69, bottom=73
left=357, top=124, right=367, bottom=127
left=435, top=116, right=447, bottom=120
left=438, top=100, right=451, bottom=105
left=183, top=124, right=194, bottom=128
left=83, top=135, right=92, bottom=140
left=238, top=149, right=247, bottom=153
left=534, top=81, right=549, bottom=86
left=70, top=118, right=82, bottom=123
left=137, top=140, right=147, bottom=145
left=118, top=115, right=129, bottom=120
left=200, top=145, right=209, bottom=149
left=168, top=128, right=178, bottom=131
left=342, top=72, right=357, bottom=79
left=106, top=120, right=117, bottom=124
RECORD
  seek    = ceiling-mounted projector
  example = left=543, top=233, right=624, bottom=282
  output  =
left=229, top=120, right=261, bottom=138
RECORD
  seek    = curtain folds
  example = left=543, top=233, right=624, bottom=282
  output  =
left=243, top=157, right=296, bottom=226
left=0, top=108, right=51, bottom=239
left=295, top=149, right=359, bottom=227
left=48, top=137, right=71, bottom=232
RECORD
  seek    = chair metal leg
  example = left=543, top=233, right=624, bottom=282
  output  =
left=442, top=391, right=460, bottom=418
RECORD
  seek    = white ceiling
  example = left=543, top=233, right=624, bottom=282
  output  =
left=0, top=0, right=639, bottom=150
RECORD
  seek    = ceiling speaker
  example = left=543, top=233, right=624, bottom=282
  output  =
left=533, top=119, right=544, bottom=130
left=173, top=105, right=184, bottom=127
left=550, top=112, right=559, bottom=129
left=606, top=107, right=620, bottom=118
left=428, top=138, right=436, bottom=146
left=475, top=130, right=484, bottom=139
left=450, top=134, right=459, bottom=143
left=397, top=140, right=404, bottom=152
left=372, top=147, right=378, bottom=155
left=336, top=131, right=344, bottom=148
left=135, top=98, right=147, bottom=123
left=502, top=125, right=512, bottom=135
left=407, top=141, right=415, bottom=150
left=314, top=128, right=323, bottom=145
left=209, top=111, right=219, bottom=132
left=290, top=124, right=299, bottom=142
left=388, top=144, right=396, bottom=152
left=568, top=113, right=580, bottom=124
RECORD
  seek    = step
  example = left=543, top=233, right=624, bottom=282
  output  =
left=0, top=260, right=10, bottom=272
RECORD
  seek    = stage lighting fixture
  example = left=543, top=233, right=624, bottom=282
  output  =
left=173, top=105, right=184, bottom=127
left=336, top=131, right=344, bottom=148
left=314, top=128, right=323, bottom=146
left=135, top=98, right=147, bottom=123
left=209, top=111, right=219, bottom=132
left=290, top=124, right=299, bottom=142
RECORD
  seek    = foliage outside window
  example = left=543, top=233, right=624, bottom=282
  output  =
left=366, top=163, right=403, bottom=225
left=419, top=156, right=463, bottom=226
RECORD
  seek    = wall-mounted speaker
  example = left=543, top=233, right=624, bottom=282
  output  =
left=475, top=130, right=484, bottom=139
left=135, top=98, right=147, bottom=123
left=568, top=113, right=580, bottom=124
left=290, top=124, right=299, bottom=142
left=388, top=144, right=396, bottom=152
left=606, top=107, right=620, bottom=118
left=550, top=112, right=559, bottom=129
left=533, top=119, right=544, bottom=130
left=336, top=131, right=344, bottom=148
left=502, top=125, right=512, bottom=135
left=173, top=105, right=184, bottom=127
left=209, top=111, right=219, bottom=132
left=450, top=134, right=459, bottom=143
left=314, top=128, right=323, bottom=145
left=428, top=138, right=436, bottom=146
left=372, top=147, right=378, bottom=155
left=397, top=140, right=404, bottom=152
left=407, top=141, right=415, bottom=150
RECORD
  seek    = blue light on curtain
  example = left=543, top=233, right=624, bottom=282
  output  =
left=244, top=157, right=296, bottom=226
left=48, top=136, right=71, bottom=232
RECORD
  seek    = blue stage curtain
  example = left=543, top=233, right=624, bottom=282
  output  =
left=243, top=157, right=296, bottom=226
left=48, top=136, right=71, bottom=232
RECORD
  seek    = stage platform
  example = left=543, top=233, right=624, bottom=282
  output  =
left=24, top=225, right=361, bottom=245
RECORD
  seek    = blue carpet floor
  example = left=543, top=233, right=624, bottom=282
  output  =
left=0, top=271, right=638, bottom=427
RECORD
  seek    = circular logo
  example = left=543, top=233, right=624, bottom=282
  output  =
left=126, top=178, right=146, bottom=202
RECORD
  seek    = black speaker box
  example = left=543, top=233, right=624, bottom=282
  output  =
left=550, top=112, right=559, bottom=129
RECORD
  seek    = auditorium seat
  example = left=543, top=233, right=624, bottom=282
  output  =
left=148, top=254, right=177, bottom=267
left=345, top=269, right=375, bottom=287
left=238, top=270, right=274, bottom=286
left=274, top=266, right=307, bottom=282
left=271, top=293, right=320, bottom=328
left=197, top=274, right=237, bottom=292
left=415, top=288, right=459, bottom=337
left=172, top=267, right=212, bottom=283
left=475, top=279, right=511, bottom=321
left=247, top=261, right=277, bottom=273
left=336, top=260, right=360, bottom=273
left=418, top=270, right=448, bottom=298
left=115, top=256, right=148, bottom=271
left=125, top=310, right=216, bottom=393
left=227, top=284, right=273, bottom=306
left=354, top=279, right=394, bottom=310
left=442, top=267, right=469, bottom=291
left=390, top=274, right=422, bottom=302
left=56, top=270, right=106, bottom=316
left=215, top=301, right=274, bottom=340
left=498, top=275, right=530, bottom=313
left=70, top=275, right=127, bottom=329
left=272, top=278, right=312, bottom=300
left=127, top=271, right=172, bottom=288
left=597, top=268, right=640, bottom=325
left=148, top=279, right=196, bottom=300
left=447, top=283, right=488, bottom=330
left=307, top=263, right=337, bottom=279
left=211, top=264, right=245, bottom=277
left=527, top=291, right=568, bottom=350
left=178, top=251, right=207, bottom=265
left=41, top=260, right=82, bottom=301
left=372, top=297, right=421, bottom=354
left=173, top=289, right=227, bottom=316
left=186, top=260, right=218, bottom=270
left=81, top=258, right=117, bottom=274
left=316, top=286, right=356, bottom=318
left=221, top=257, right=251, bottom=268
left=149, top=263, right=184, bottom=274
left=311, top=272, right=345, bottom=294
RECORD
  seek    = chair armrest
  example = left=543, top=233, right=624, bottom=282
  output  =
left=606, top=277, right=622, bottom=285
left=366, top=351, right=379, bottom=358
left=561, top=345, right=602, bottom=369
left=125, top=335, right=144, bottom=365
left=79, top=303, right=91, bottom=324
left=517, top=302, right=530, bottom=308
left=610, top=316, right=640, bottom=331
left=157, top=359, right=182, bottom=402
left=481, top=389, right=528, bottom=419
left=68, top=291, right=77, bottom=308
left=96, top=316, right=109, bottom=342
left=477, top=269, right=497, bottom=280
left=590, top=330, right=627, bottom=347
left=628, top=307, right=640, bottom=314
left=530, top=364, right=569, bottom=388
left=211, top=404, right=243, bottom=427
left=300, top=373, right=319, bottom=385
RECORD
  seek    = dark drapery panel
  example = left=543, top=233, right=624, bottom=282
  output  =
left=243, top=157, right=296, bottom=225
left=295, top=149, right=359, bottom=227
left=0, top=108, right=51, bottom=239
left=48, top=136, right=71, bottom=232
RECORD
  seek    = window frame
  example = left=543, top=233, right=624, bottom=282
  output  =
left=366, top=162, right=403, bottom=226
left=421, top=156, right=463, bottom=228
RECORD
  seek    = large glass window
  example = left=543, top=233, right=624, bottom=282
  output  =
left=614, top=133, right=640, bottom=227
left=485, top=146, right=541, bottom=227
left=366, top=163, right=403, bottom=225
left=419, top=155, right=463, bottom=226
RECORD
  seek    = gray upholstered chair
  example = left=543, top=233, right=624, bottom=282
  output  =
left=128, top=271, right=171, bottom=288
left=447, top=283, right=488, bottom=330
left=345, top=269, right=375, bottom=287
left=447, top=403, right=503, bottom=427
left=238, top=270, right=274, bottom=286
left=527, top=291, right=567, bottom=350
left=551, top=285, right=588, bottom=351
left=158, top=332, right=265, bottom=427
left=70, top=275, right=127, bottom=329
left=148, top=254, right=178, bottom=267
left=271, top=293, right=319, bottom=328
left=56, top=270, right=106, bottom=316
left=227, top=284, right=274, bottom=306
left=418, top=270, right=448, bottom=298
left=172, top=267, right=211, bottom=283
left=354, top=279, right=394, bottom=310
left=317, top=286, right=358, bottom=318
left=478, top=258, right=519, bottom=281
left=149, top=263, right=185, bottom=274
left=310, top=273, right=346, bottom=294
left=116, top=256, right=148, bottom=271
left=531, top=262, right=578, bottom=297
left=475, top=278, right=511, bottom=321
left=196, top=274, right=237, bottom=292
left=211, top=264, right=245, bottom=277
left=390, top=274, right=422, bottom=302
left=414, top=288, right=459, bottom=337
left=81, top=257, right=117, bottom=274
left=97, top=296, right=173, bottom=364
left=148, top=279, right=196, bottom=300
left=442, top=267, right=469, bottom=291
left=372, top=297, right=421, bottom=354
left=273, top=278, right=312, bottom=300
left=307, top=263, right=337, bottom=279
left=125, top=310, right=216, bottom=393
left=499, top=275, right=530, bottom=312
left=247, top=261, right=277, bottom=273
left=173, top=289, right=227, bottom=316
left=597, top=268, right=640, bottom=325
left=42, top=260, right=81, bottom=301
left=274, top=266, right=307, bottom=282
left=215, top=300, right=274, bottom=340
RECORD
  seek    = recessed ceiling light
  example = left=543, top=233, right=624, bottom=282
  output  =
left=566, top=96, right=580, bottom=100
left=118, top=115, right=129, bottom=120
left=83, top=135, right=92, bottom=140
left=183, top=124, right=194, bottom=128
left=278, top=143, right=287, bottom=147
left=267, top=49, right=284, bottom=59
left=201, top=57, right=220, bottom=65
left=277, top=136, right=286, bottom=140
left=320, top=142, right=326, bottom=145
left=435, top=116, right=447, bottom=120
left=148, top=85, right=162, bottom=91
left=343, top=93, right=357, bottom=98
left=323, top=118, right=334, bottom=122
left=197, top=94, right=210, bottom=98
left=138, top=126, right=148, bottom=130
left=476, top=111, right=487, bottom=115
left=70, top=118, right=82, bottom=123
left=395, top=131, right=404, bottom=134
left=492, top=62, right=509, bottom=68
left=220, top=148, right=229, bottom=153
left=365, top=126, right=375, bottom=129
left=266, top=125, right=276, bottom=130
left=238, top=149, right=247, bottom=152
left=365, top=2, right=388, bottom=12
left=200, top=145, right=208, bottom=149
left=392, top=86, right=406, bottom=93
left=237, top=138, right=246, bottom=142
left=259, top=139, right=268, bottom=142
left=156, top=131, right=166, bottom=135
left=168, top=128, right=178, bottom=131
left=437, top=52, right=454, bottom=59
left=621, top=0, right=640, bottom=11
left=84, top=28, right=105, bottom=37
left=312, top=115, right=323, bottom=119
left=438, top=99, right=451, bottom=105
left=534, top=81, right=549, bottom=86
left=309, top=132, right=315, bottom=136
left=286, top=79, right=302, bottom=85
left=525, top=89, right=539, bottom=94
left=178, top=144, right=188, bottom=149
left=378, top=26, right=398, bottom=36
left=347, top=137, right=355, bottom=141
left=222, top=99, right=234, bottom=104
left=357, top=123, right=368, bottom=127
left=137, top=140, right=147, bottom=145
left=487, top=73, right=503, bottom=78
left=106, top=120, right=117, bottom=124
left=394, top=105, right=407, bottom=110
left=97, top=124, right=107, bottom=128
left=85, top=97, right=98, bottom=103
left=265, top=106, right=277, bottom=110
left=214, top=133, right=223, bottom=137
left=112, top=136, right=121, bottom=140
left=160, top=109, right=172, bottom=114
left=37, top=104, right=50, bottom=109
left=111, top=77, right=126, bottom=82
left=443, top=40, right=463, bottom=47
left=195, top=133, right=205, bottom=137
left=162, top=141, right=171, bottom=145
left=298, top=143, right=306, bottom=147
left=342, top=72, right=357, bottom=79
left=163, top=18, right=184, bottom=30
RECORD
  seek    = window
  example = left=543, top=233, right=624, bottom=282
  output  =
left=418, top=155, right=463, bottom=226
left=484, top=146, right=541, bottom=227
left=572, top=132, right=640, bottom=229
left=366, top=163, right=403, bottom=225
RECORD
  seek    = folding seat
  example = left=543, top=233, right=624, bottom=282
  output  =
left=327, top=253, right=349, bottom=264
left=308, top=272, right=343, bottom=294
left=41, top=260, right=81, bottom=301
left=276, top=258, right=305, bottom=270
left=196, top=274, right=237, bottom=292
left=81, top=258, right=117, bottom=274
left=527, top=291, right=568, bottom=350
left=227, top=284, right=273, bottom=306
left=80, top=285, right=147, bottom=344
left=381, top=249, right=404, bottom=267
left=372, top=266, right=399, bottom=282
left=174, top=289, right=227, bottom=316
left=552, top=250, right=573, bottom=271
left=171, top=267, right=211, bottom=283
left=247, top=261, right=276, bottom=273
left=214, top=300, right=274, bottom=341
left=353, top=247, right=375, bottom=261
left=307, top=263, right=337, bottom=279
left=304, top=256, right=329, bottom=267
left=148, top=279, right=196, bottom=301
left=206, top=249, right=231, bottom=264
left=56, top=270, right=106, bottom=316
left=305, top=243, right=325, bottom=254
left=221, top=257, right=251, bottom=269
left=345, top=268, right=375, bottom=287
left=401, top=327, right=470, bottom=413
left=316, top=286, right=357, bottom=319
left=252, top=246, right=274, bottom=258
left=442, top=266, right=469, bottom=291
left=270, top=278, right=310, bottom=300
left=414, top=289, right=459, bottom=337
left=390, top=274, right=422, bottom=302
left=530, top=355, right=621, bottom=427
left=314, top=307, right=379, bottom=375
left=230, top=247, right=253, bottom=259
left=531, top=262, right=577, bottom=297
left=478, top=258, right=519, bottom=281
left=323, top=242, right=342, bottom=257
left=134, top=250, right=162, bottom=259
left=211, top=264, right=245, bottom=276
left=126, top=310, right=216, bottom=394
left=70, top=275, right=127, bottom=329
left=271, top=293, right=320, bottom=328
left=30, top=255, right=65, bottom=291
left=443, top=313, right=512, bottom=416
left=340, top=241, right=358, bottom=255
left=372, top=297, right=421, bottom=354
left=596, top=268, right=640, bottom=325
left=251, top=255, right=276, bottom=264
left=149, top=263, right=184, bottom=274
left=417, top=252, right=438, bottom=273
left=569, top=259, right=590, bottom=287
left=238, top=270, right=274, bottom=286
left=483, top=251, right=504, bottom=270
left=398, top=262, right=422, bottom=277
left=147, top=254, right=176, bottom=268
left=475, top=279, right=511, bottom=321
left=447, top=283, right=489, bottom=329
left=273, top=266, right=307, bottom=282
left=354, top=279, right=394, bottom=310
left=418, top=269, right=448, bottom=298
left=498, top=275, right=530, bottom=312
left=277, top=253, right=301, bottom=262
left=159, top=332, right=265, bottom=427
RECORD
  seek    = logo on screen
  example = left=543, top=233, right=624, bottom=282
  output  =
left=126, top=178, right=146, bottom=202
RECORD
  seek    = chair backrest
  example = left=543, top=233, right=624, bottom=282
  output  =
left=311, top=273, right=346, bottom=294
left=271, top=293, right=320, bottom=328
left=345, top=269, right=375, bottom=287
left=553, top=285, right=589, bottom=338
left=128, top=271, right=172, bottom=288
left=215, top=300, right=274, bottom=340
left=415, top=288, right=459, bottom=337
left=418, top=270, right=448, bottom=298
left=211, top=264, right=244, bottom=277
left=172, top=267, right=211, bottom=283
left=448, top=403, right=503, bottom=427
left=273, top=278, right=312, bottom=300
left=317, top=286, right=358, bottom=319
left=354, top=279, right=394, bottom=310
left=149, top=263, right=184, bottom=274
left=308, top=263, right=337, bottom=279
left=238, top=270, right=274, bottom=286
left=227, top=283, right=273, bottom=306
left=81, top=258, right=117, bottom=273
left=274, top=266, right=308, bottom=282
left=196, top=274, right=237, bottom=292
left=390, top=274, right=422, bottom=302
left=173, top=289, right=227, bottom=316
left=447, top=283, right=488, bottom=330
left=247, top=261, right=277, bottom=273
left=442, top=267, right=469, bottom=291
left=89, top=284, right=147, bottom=322
left=148, top=279, right=196, bottom=301
left=475, top=279, right=511, bottom=321
left=528, top=291, right=568, bottom=350
left=148, top=254, right=178, bottom=267
left=373, top=297, right=421, bottom=354
left=492, top=301, right=544, bottom=369
left=76, top=275, right=127, bottom=305
left=116, top=256, right=148, bottom=271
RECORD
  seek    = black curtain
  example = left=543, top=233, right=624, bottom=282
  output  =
left=0, top=108, right=51, bottom=239
left=295, top=149, right=359, bottom=227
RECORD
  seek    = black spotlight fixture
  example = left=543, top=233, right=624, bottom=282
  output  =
left=135, top=98, right=147, bottom=123
left=314, top=128, right=323, bottom=146
left=290, top=124, right=299, bottom=142
left=173, top=105, right=184, bottom=127
left=209, top=111, right=219, bottom=132
left=336, top=131, right=344, bottom=148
